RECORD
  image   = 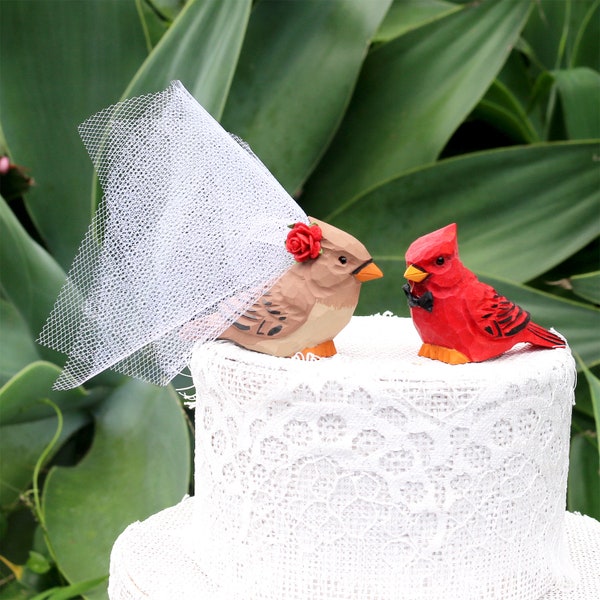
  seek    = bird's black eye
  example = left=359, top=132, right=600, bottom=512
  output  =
left=338, top=256, right=347, bottom=265
left=436, top=256, right=445, bottom=266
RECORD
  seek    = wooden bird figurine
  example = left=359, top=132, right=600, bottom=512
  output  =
left=218, top=218, right=383, bottom=358
left=403, top=223, right=565, bottom=364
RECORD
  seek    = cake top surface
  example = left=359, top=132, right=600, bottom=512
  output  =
left=191, top=314, right=574, bottom=390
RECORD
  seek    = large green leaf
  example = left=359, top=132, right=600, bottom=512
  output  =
left=568, top=432, right=600, bottom=519
left=124, top=0, right=251, bottom=119
left=572, top=372, right=596, bottom=420
left=580, top=360, right=600, bottom=459
left=0, top=0, right=148, bottom=268
left=553, top=67, right=600, bottom=139
left=43, top=380, right=190, bottom=599
left=374, top=0, right=460, bottom=41
left=0, top=299, right=40, bottom=386
left=0, top=196, right=66, bottom=364
left=0, top=411, right=89, bottom=509
left=322, top=142, right=600, bottom=283
left=301, top=0, right=531, bottom=209
left=0, top=362, right=94, bottom=426
left=221, top=0, right=391, bottom=193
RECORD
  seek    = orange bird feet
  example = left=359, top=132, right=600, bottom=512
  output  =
left=418, top=343, right=470, bottom=365
left=299, top=339, right=337, bottom=358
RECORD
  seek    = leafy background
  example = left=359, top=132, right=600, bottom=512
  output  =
left=1, top=0, right=598, bottom=598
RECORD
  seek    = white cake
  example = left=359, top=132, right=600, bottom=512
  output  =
left=189, top=315, right=577, bottom=600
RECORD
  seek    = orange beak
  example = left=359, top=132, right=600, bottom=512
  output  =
left=354, top=261, right=383, bottom=282
left=404, top=264, right=429, bottom=283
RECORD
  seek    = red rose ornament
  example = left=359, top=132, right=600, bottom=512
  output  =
left=286, top=222, right=323, bottom=262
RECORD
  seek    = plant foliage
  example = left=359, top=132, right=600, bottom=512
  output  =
left=0, top=0, right=598, bottom=597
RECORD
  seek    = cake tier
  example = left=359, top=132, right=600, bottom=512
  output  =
left=190, top=315, right=576, bottom=600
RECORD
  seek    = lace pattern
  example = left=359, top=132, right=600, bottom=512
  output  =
left=191, top=315, right=575, bottom=599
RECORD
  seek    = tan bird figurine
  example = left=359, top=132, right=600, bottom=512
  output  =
left=218, top=218, right=383, bottom=358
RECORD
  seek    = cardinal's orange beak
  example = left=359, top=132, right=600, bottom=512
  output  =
left=354, top=261, right=383, bottom=282
left=404, top=264, right=429, bottom=283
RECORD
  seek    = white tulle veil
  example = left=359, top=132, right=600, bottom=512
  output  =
left=39, top=81, right=307, bottom=389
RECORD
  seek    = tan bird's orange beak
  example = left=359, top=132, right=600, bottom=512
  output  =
left=355, top=261, right=383, bottom=282
left=404, top=264, right=429, bottom=283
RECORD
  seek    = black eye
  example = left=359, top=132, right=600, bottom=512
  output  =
left=338, top=256, right=347, bottom=265
left=436, top=256, right=445, bottom=266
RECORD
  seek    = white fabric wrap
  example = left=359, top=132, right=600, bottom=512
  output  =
left=191, top=315, right=576, bottom=600
left=38, top=81, right=306, bottom=389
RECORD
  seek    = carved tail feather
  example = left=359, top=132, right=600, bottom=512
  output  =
left=527, top=322, right=566, bottom=348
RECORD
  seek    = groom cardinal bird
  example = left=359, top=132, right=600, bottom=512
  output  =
left=403, top=223, right=565, bottom=364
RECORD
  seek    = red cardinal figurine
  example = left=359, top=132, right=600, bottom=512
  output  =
left=403, top=223, right=565, bottom=364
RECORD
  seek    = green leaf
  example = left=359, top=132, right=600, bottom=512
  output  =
left=522, top=0, right=570, bottom=70
left=42, top=380, right=190, bottom=598
left=473, top=78, right=539, bottom=144
left=26, top=552, right=51, bottom=576
left=0, top=195, right=66, bottom=364
left=0, top=362, right=97, bottom=426
left=571, top=0, right=600, bottom=71
left=136, top=0, right=172, bottom=51
left=29, top=575, right=108, bottom=600
left=0, top=0, right=149, bottom=268
left=374, top=0, right=461, bottom=41
left=324, top=142, right=600, bottom=283
left=572, top=407, right=597, bottom=439
left=475, top=48, right=548, bottom=144
left=580, top=359, right=600, bottom=455
left=0, top=412, right=89, bottom=509
left=135, top=0, right=185, bottom=50
left=0, top=299, right=40, bottom=386
left=135, top=0, right=185, bottom=51
left=0, top=191, right=129, bottom=392
left=573, top=374, right=596, bottom=420
left=221, top=0, right=391, bottom=193
left=523, top=0, right=599, bottom=71
left=570, top=270, right=600, bottom=305
left=553, top=67, right=600, bottom=139
left=301, top=0, right=531, bottom=209
left=0, top=581, right=34, bottom=599
left=567, top=432, right=600, bottom=519
left=0, top=508, right=36, bottom=584
left=494, top=51, right=546, bottom=140
left=124, top=0, right=251, bottom=119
